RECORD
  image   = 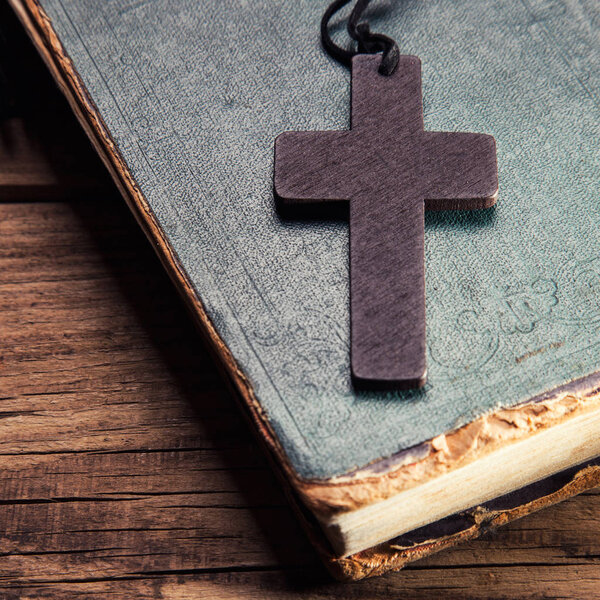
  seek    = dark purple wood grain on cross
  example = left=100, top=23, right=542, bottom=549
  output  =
left=274, top=54, right=498, bottom=388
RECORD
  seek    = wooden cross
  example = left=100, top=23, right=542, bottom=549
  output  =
left=274, top=55, right=498, bottom=388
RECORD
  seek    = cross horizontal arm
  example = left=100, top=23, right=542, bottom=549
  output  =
left=274, top=130, right=354, bottom=204
left=422, top=132, right=498, bottom=210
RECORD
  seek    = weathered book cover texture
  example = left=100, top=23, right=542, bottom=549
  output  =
left=10, top=0, right=600, bottom=579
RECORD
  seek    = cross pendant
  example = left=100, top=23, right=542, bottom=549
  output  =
left=273, top=55, right=498, bottom=388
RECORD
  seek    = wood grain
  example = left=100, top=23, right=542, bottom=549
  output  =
left=0, top=0, right=112, bottom=200
left=0, top=195, right=599, bottom=599
left=274, top=54, right=497, bottom=387
left=0, top=116, right=111, bottom=200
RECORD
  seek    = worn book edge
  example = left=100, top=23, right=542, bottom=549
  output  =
left=288, top=459, right=600, bottom=580
left=11, top=0, right=600, bottom=579
left=327, top=400, right=600, bottom=555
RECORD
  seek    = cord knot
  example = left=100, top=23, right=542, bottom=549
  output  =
left=321, top=0, right=400, bottom=76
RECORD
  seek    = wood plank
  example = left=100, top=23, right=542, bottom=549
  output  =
left=0, top=197, right=599, bottom=598
left=0, top=117, right=112, bottom=199
left=1, top=566, right=600, bottom=600
left=0, top=197, right=319, bottom=580
left=0, top=486, right=598, bottom=583
left=0, top=2, right=112, bottom=199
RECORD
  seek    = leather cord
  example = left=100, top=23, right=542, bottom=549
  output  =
left=321, top=0, right=400, bottom=76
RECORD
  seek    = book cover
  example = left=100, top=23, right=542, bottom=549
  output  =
left=10, top=0, right=600, bottom=579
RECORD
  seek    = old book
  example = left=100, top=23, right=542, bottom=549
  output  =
left=10, top=0, right=600, bottom=580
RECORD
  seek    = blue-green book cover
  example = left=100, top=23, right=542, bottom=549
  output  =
left=13, top=0, right=600, bottom=578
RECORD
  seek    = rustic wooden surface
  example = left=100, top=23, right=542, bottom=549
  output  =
left=1, top=9, right=599, bottom=598
left=0, top=11, right=112, bottom=200
left=274, top=54, right=497, bottom=387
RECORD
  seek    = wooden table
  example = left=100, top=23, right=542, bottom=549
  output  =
left=1, top=7, right=599, bottom=598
